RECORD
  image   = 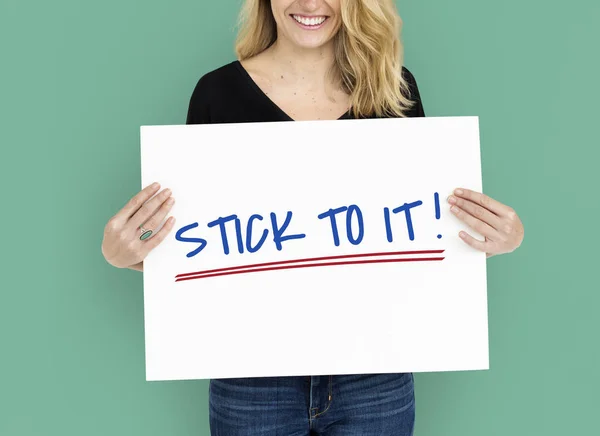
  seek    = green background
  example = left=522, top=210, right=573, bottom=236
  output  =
left=1, top=0, right=598, bottom=434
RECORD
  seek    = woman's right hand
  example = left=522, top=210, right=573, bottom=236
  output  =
left=101, top=182, right=176, bottom=269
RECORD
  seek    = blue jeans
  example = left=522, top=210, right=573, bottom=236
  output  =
left=209, top=372, right=415, bottom=435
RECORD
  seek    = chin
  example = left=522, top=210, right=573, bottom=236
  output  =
left=287, top=32, right=335, bottom=50
left=293, top=40, right=329, bottom=50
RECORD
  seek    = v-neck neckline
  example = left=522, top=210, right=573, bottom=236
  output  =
left=233, top=60, right=351, bottom=121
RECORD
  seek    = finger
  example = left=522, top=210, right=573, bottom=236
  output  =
left=447, top=195, right=504, bottom=233
left=129, top=194, right=175, bottom=235
left=459, top=231, right=493, bottom=253
left=450, top=204, right=506, bottom=242
left=142, top=216, right=177, bottom=252
left=117, top=182, right=161, bottom=223
left=128, top=187, right=173, bottom=230
left=453, top=188, right=513, bottom=218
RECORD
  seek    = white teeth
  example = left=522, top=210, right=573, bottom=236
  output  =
left=293, top=15, right=326, bottom=26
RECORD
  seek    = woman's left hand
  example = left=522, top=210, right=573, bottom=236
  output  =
left=447, top=188, right=524, bottom=258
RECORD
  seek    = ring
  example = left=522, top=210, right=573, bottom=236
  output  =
left=139, top=225, right=153, bottom=241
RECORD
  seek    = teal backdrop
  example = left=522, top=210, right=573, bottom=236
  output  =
left=1, top=0, right=598, bottom=434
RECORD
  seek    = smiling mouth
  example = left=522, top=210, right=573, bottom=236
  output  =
left=290, top=14, right=329, bottom=28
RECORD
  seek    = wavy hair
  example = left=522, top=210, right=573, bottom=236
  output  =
left=234, top=0, right=416, bottom=118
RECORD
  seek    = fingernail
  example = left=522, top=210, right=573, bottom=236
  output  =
left=151, top=182, right=160, bottom=189
left=447, top=196, right=456, bottom=204
left=454, top=188, right=464, bottom=195
left=451, top=206, right=459, bottom=213
left=459, top=231, right=467, bottom=238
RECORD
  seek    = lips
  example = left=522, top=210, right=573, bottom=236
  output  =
left=291, top=14, right=329, bottom=28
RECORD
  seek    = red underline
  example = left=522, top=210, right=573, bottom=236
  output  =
left=174, top=250, right=445, bottom=282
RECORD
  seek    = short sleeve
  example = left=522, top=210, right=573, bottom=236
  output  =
left=401, top=66, right=426, bottom=117
left=185, top=75, right=211, bottom=125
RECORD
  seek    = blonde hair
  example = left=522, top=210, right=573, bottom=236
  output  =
left=235, top=0, right=416, bottom=118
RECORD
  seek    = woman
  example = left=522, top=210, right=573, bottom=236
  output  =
left=102, top=0, right=524, bottom=434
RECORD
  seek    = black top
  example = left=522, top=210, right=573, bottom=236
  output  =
left=186, top=60, right=425, bottom=124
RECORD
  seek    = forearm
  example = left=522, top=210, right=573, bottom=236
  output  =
left=127, top=261, right=144, bottom=272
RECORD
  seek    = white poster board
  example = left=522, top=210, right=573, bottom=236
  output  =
left=140, top=116, right=488, bottom=381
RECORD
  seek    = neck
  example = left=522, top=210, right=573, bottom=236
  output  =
left=265, top=37, right=337, bottom=88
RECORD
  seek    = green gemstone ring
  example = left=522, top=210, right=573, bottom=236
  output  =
left=139, top=225, right=153, bottom=241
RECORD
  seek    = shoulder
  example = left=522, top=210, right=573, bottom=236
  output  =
left=188, top=62, right=240, bottom=97
left=186, top=61, right=243, bottom=124
left=400, top=65, right=425, bottom=117
left=401, top=65, right=420, bottom=98
left=401, top=65, right=416, bottom=82
left=191, top=61, right=241, bottom=94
